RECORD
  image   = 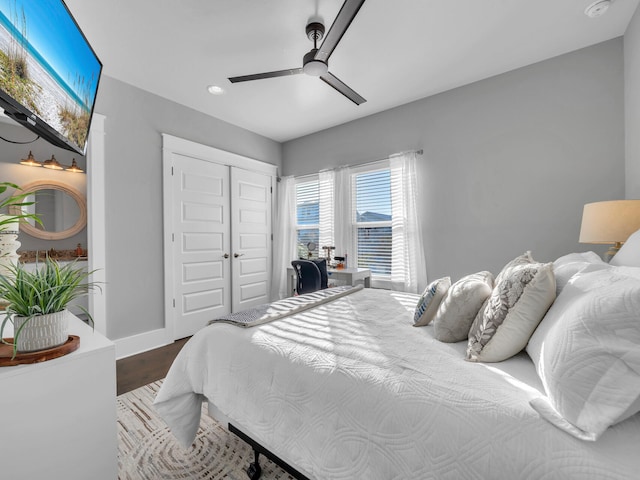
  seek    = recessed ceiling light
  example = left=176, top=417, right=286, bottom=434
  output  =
left=584, top=0, right=612, bottom=18
left=207, top=85, right=225, bottom=95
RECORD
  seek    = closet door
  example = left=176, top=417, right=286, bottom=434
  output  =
left=230, top=168, right=272, bottom=312
left=172, top=154, right=231, bottom=339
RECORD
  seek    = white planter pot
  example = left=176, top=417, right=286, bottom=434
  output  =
left=13, top=309, right=70, bottom=352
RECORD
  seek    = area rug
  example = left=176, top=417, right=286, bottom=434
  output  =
left=117, top=380, right=294, bottom=480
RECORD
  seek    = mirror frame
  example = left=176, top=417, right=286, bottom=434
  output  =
left=9, top=180, right=87, bottom=240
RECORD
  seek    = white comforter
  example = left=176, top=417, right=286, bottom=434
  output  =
left=154, top=288, right=640, bottom=480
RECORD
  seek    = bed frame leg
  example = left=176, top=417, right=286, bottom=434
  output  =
left=247, top=449, right=262, bottom=480
left=228, top=423, right=310, bottom=480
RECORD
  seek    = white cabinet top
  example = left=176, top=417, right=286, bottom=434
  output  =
left=0, top=313, right=114, bottom=380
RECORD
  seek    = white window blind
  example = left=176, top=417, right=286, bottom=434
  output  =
left=352, top=167, right=392, bottom=276
left=296, top=179, right=320, bottom=258
left=318, top=171, right=334, bottom=251
left=295, top=175, right=333, bottom=259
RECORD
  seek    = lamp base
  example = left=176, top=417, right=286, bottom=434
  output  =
left=604, top=242, right=622, bottom=263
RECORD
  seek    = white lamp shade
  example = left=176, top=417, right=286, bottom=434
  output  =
left=579, top=200, right=640, bottom=244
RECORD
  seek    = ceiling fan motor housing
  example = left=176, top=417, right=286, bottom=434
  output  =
left=303, top=49, right=328, bottom=76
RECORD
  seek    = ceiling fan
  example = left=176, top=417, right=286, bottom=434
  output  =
left=228, top=0, right=367, bottom=105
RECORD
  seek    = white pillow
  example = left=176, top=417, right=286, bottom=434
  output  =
left=610, top=228, right=640, bottom=267
left=466, top=262, right=555, bottom=363
left=553, top=251, right=606, bottom=296
left=494, top=251, right=534, bottom=285
left=526, top=265, right=640, bottom=440
left=413, top=277, right=451, bottom=327
left=432, top=271, right=493, bottom=342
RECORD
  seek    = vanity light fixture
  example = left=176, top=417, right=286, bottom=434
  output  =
left=42, top=155, right=63, bottom=170
left=19, top=151, right=41, bottom=167
left=18, top=151, right=85, bottom=173
left=66, top=159, right=83, bottom=173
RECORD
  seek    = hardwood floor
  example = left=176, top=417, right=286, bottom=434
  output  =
left=116, top=337, right=190, bottom=395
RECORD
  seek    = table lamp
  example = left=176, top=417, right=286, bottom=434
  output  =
left=579, top=200, right=640, bottom=261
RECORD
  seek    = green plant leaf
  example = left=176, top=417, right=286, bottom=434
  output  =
left=0, top=256, right=102, bottom=355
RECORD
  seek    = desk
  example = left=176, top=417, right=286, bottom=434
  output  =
left=287, top=266, right=371, bottom=296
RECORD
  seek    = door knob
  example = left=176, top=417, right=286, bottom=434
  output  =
left=234, top=253, right=244, bottom=258
left=222, top=253, right=229, bottom=259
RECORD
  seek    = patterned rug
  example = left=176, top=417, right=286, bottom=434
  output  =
left=117, top=380, right=294, bottom=479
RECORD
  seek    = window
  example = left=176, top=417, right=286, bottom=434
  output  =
left=279, top=151, right=425, bottom=296
left=294, top=167, right=394, bottom=277
left=352, top=167, right=392, bottom=276
left=295, top=179, right=319, bottom=259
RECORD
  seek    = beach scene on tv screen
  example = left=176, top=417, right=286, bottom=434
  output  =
left=0, top=0, right=100, bottom=150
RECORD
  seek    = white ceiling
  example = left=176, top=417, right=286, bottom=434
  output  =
left=64, top=0, right=639, bottom=143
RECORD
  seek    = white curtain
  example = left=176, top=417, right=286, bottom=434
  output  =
left=270, top=176, right=297, bottom=300
left=390, top=152, right=427, bottom=293
left=333, top=167, right=353, bottom=265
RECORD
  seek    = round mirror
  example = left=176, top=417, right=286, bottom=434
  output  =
left=9, top=180, right=87, bottom=240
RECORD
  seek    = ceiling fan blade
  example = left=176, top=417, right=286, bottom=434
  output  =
left=228, top=68, right=303, bottom=83
left=320, top=72, right=366, bottom=105
left=315, top=0, right=366, bottom=63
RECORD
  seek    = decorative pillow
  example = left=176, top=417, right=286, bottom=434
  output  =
left=494, top=251, right=534, bottom=286
left=413, top=277, right=451, bottom=327
left=552, top=251, right=606, bottom=296
left=526, top=266, right=640, bottom=440
left=432, top=271, right=494, bottom=342
left=610, top=228, right=640, bottom=267
left=466, top=261, right=555, bottom=363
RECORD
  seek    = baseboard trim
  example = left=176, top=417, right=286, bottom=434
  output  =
left=114, top=328, right=171, bottom=359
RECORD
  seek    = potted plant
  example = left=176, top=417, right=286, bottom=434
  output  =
left=0, top=256, right=99, bottom=358
left=0, top=181, right=42, bottom=231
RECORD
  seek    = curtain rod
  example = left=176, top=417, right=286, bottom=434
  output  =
left=282, top=149, right=423, bottom=181
left=335, top=149, right=423, bottom=171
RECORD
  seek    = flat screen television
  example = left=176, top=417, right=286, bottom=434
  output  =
left=0, top=0, right=102, bottom=155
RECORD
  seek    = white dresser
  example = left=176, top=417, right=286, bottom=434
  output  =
left=0, top=314, right=117, bottom=479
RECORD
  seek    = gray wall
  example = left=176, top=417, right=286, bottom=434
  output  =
left=0, top=122, right=87, bottom=251
left=626, top=4, right=640, bottom=198
left=282, top=39, right=625, bottom=283
left=94, top=76, right=282, bottom=340
left=0, top=34, right=629, bottom=344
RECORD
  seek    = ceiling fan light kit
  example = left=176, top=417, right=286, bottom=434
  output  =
left=302, top=50, right=328, bottom=76
left=228, top=0, right=367, bottom=105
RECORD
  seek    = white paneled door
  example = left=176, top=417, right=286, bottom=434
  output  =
left=231, top=168, right=272, bottom=312
left=172, top=154, right=230, bottom=339
left=167, top=142, right=274, bottom=340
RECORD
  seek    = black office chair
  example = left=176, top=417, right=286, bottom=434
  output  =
left=311, top=258, right=329, bottom=289
left=291, top=260, right=322, bottom=295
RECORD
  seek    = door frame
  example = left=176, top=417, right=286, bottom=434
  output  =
left=87, top=113, right=107, bottom=336
left=162, top=134, right=277, bottom=342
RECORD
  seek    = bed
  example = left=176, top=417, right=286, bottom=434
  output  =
left=154, top=243, right=640, bottom=480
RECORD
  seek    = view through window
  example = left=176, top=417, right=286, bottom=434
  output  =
left=353, top=168, right=392, bottom=275
left=295, top=179, right=319, bottom=259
